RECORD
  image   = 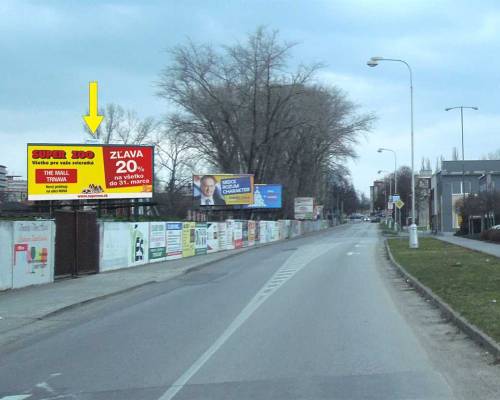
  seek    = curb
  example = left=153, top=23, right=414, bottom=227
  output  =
left=39, top=225, right=341, bottom=320
left=384, top=238, right=500, bottom=359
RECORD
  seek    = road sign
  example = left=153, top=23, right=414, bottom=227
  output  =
left=392, top=194, right=400, bottom=202
left=388, top=202, right=394, bottom=210
left=395, top=199, right=404, bottom=209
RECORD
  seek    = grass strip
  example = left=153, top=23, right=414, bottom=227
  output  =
left=388, top=237, right=500, bottom=343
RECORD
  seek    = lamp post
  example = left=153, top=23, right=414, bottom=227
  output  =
left=368, top=56, right=418, bottom=248
left=378, top=147, right=398, bottom=230
left=445, top=106, right=478, bottom=228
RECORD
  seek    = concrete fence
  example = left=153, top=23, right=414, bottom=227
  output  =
left=0, top=218, right=330, bottom=291
left=0, top=220, right=56, bottom=290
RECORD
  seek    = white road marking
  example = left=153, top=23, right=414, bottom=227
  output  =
left=347, top=251, right=360, bottom=256
left=0, top=396, right=32, bottom=400
left=157, top=243, right=335, bottom=400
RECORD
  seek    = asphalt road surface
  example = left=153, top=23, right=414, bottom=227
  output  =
left=1, top=223, right=499, bottom=399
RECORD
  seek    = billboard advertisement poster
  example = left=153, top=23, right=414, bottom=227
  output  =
left=12, top=221, right=53, bottom=288
left=193, top=174, right=254, bottom=206
left=166, top=222, right=183, bottom=260
left=129, top=222, right=149, bottom=266
left=272, top=221, right=280, bottom=241
left=218, top=222, right=228, bottom=251
left=248, top=221, right=256, bottom=246
left=234, top=221, right=243, bottom=249
left=242, top=221, right=249, bottom=247
left=195, top=223, right=208, bottom=255
left=225, top=220, right=235, bottom=250
left=207, top=222, right=219, bottom=253
left=182, top=222, right=196, bottom=257
left=259, top=221, right=268, bottom=243
left=244, top=184, right=282, bottom=209
left=100, top=222, right=129, bottom=272
left=294, top=197, right=314, bottom=220
left=149, top=222, right=166, bottom=260
left=27, top=144, right=154, bottom=200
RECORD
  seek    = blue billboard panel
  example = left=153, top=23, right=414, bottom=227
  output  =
left=245, top=184, right=282, bottom=209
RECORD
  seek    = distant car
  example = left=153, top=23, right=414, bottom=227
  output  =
left=371, top=216, right=381, bottom=223
left=363, top=217, right=371, bottom=222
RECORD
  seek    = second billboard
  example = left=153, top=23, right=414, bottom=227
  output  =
left=193, top=174, right=254, bottom=206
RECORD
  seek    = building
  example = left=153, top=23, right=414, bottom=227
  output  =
left=5, top=175, right=28, bottom=202
left=0, top=165, right=6, bottom=192
left=431, top=160, right=500, bottom=232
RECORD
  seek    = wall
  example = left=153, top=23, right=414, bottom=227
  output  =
left=0, top=220, right=56, bottom=290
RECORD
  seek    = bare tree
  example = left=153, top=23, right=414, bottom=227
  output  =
left=157, top=28, right=373, bottom=217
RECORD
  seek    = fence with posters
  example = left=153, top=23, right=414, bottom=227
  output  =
left=2, top=217, right=332, bottom=291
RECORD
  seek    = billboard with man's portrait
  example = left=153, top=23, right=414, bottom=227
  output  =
left=193, top=174, right=254, bottom=206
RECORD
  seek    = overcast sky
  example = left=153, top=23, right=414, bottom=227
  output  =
left=1, top=0, right=500, bottom=194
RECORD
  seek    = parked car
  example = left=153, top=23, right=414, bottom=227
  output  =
left=371, top=216, right=381, bottom=223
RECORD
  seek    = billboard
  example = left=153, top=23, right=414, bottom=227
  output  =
left=27, top=144, right=154, bottom=200
left=294, top=197, right=314, bottom=220
left=244, top=184, right=282, bottom=209
left=193, top=174, right=254, bottom=206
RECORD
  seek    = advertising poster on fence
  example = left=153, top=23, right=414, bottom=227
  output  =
left=244, top=184, right=282, bottom=209
left=129, top=222, right=149, bottom=266
left=193, top=174, right=254, bottom=206
left=234, top=221, right=243, bottom=249
left=149, top=222, right=166, bottom=261
left=294, top=197, right=314, bottom=220
left=195, top=223, right=208, bottom=255
left=218, top=222, right=228, bottom=252
left=27, top=144, right=154, bottom=200
left=225, top=220, right=235, bottom=250
left=272, top=221, right=280, bottom=242
left=207, top=222, right=219, bottom=253
left=259, top=221, right=268, bottom=243
left=242, top=221, right=249, bottom=247
left=166, top=222, right=183, bottom=260
left=12, top=221, right=53, bottom=288
left=182, top=222, right=196, bottom=257
left=100, top=222, right=129, bottom=272
left=248, top=221, right=256, bottom=246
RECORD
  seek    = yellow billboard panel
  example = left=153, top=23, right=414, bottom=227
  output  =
left=27, top=144, right=154, bottom=200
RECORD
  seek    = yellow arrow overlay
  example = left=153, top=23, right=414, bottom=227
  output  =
left=83, top=81, right=104, bottom=135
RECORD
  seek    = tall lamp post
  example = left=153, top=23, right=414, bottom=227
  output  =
left=378, top=147, right=398, bottom=229
left=445, top=106, right=478, bottom=228
left=368, top=56, right=418, bottom=248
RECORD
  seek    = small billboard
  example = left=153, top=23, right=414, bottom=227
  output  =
left=244, top=184, right=282, bottom=209
left=294, top=197, right=314, bottom=220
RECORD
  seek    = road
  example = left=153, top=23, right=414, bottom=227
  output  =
left=1, top=223, right=499, bottom=399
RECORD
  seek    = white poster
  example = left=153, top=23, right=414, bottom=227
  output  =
left=272, top=221, right=280, bottom=242
left=100, top=222, right=130, bottom=272
left=225, top=220, right=235, bottom=250
left=149, top=221, right=167, bottom=261
left=12, top=221, right=54, bottom=288
left=129, top=222, right=149, bottom=267
left=207, top=222, right=220, bottom=253
left=218, top=222, right=228, bottom=251
left=166, top=222, right=183, bottom=260
left=259, top=221, right=268, bottom=243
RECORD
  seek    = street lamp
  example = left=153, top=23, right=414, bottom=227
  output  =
left=368, top=56, right=418, bottom=248
left=445, top=106, right=478, bottom=230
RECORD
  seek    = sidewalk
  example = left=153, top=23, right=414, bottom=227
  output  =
left=0, top=246, right=255, bottom=339
left=436, top=234, right=500, bottom=258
